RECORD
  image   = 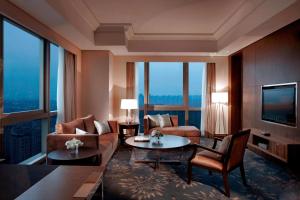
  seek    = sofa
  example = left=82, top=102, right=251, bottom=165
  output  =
left=47, top=115, right=118, bottom=167
left=144, top=115, right=201, bottom=144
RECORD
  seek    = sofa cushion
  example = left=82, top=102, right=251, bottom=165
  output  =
left=94, top=121, right=111, bottom=135
left=148, top=115, right=160, bottom=128
left=75, top=128, right=88, bottom=135
left=56, top=119, right=85, bottom=134
left=158, top=114, right=172, bottom=128
left=81, top=115, right=96, bottom=134
left=150, top=126, right=200, bottom=137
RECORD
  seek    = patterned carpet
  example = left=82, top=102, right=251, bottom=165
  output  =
left=99, top=140, right=300, bottom=200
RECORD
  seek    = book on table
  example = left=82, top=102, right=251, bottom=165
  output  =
left=134, top=136, right=150, bottom=142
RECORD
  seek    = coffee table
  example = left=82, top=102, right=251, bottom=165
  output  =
left=125, top=135, right=191, bottom=169
left=47, top=147, right=100, bottom=165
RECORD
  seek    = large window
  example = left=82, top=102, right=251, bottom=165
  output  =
left=3, top=20, right=43, bottom=113
left=137, top=62, right=204, bottom=131
left=149, top=62, right=183, bottom=105
left=0, top=19, right=61, bottom=164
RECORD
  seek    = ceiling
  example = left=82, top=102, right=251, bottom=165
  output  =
left=9, top=0, right=300, bottom=56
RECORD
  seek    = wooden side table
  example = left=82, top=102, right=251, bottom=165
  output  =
left=118, top=122, right=139, bottom=144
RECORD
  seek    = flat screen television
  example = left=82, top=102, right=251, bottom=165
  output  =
left=262, top=83, right=297, bottom=127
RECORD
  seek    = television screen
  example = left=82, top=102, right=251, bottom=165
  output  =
left=262, top=83, right=297, bottom=127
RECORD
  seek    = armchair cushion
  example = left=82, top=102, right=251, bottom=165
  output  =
left=56, top=119, right=85, bottom=134
left=191, top=154, right=223, bottom=171
left=197, top=150, right=222, bottom=161
left=218, top=135, right=232, bottom=155
left=81, top=115, right=96, bottom=134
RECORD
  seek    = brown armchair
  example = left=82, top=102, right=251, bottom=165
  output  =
left=187, top=129, right=250, bottom=197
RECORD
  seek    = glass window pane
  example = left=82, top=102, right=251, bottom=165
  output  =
left=189, top=62, right=204, bottom=107
left=3, top=20, right=43, bottom=113
left=149, top=62, right=183, bottom=105
left=50, top=115, right=57, bottom=133
left=136, top=62, right=144, bottom=107
left=50, top=44, right=59, bottom=111
left=188, top=111, right=201, bottom=129
left=4, top=120, right=42, bottom=164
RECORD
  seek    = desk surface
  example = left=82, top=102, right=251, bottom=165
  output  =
left=16, top=165, right=103, bottom=200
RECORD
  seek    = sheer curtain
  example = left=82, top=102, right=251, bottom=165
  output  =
left=201, top=63, right=217, bottom=137
left=56, top=47, right=65, bottom=123
left=56, top=49, right=76, bottom=123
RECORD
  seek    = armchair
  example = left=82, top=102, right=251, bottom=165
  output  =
left=187, top=129, right=250, bottom=197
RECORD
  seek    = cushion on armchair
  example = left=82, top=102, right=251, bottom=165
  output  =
left=56, top=119, right=85, bottom=134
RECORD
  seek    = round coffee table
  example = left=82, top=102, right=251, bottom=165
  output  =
left=125, top=135, right=191, bottom=169
left=47, top=147, right=100, bottom=165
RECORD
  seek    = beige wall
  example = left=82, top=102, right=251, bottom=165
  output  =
left=81, top=51, right=111, bottom=121
left=0, top=0, right=82, bottom=118
left=110, top=56, right=229, bottom=133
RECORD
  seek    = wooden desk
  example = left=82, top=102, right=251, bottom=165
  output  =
left=16, top=166, right=104, bottom=200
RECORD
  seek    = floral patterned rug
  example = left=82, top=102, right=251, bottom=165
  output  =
left=98, top=141, right=300, bottom=200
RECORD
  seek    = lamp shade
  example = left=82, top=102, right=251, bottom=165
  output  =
left=120, top=99, right=138, bottom=109
left=212, top=92, right=228, bottom=104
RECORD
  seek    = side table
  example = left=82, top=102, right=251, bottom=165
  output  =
left=118, top=122, right=139, bottom=144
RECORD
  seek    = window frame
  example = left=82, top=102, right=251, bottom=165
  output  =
left=139, top=62, right=203, bottom=126
left=0, top=16, right=58, bottom=163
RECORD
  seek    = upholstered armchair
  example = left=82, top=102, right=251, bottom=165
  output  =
left=187, top=129, right=250, bottom=197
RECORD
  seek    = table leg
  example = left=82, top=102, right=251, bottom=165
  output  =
left=119, top=127, right=125, bottom=144
left=134, top=126, right=139, bottom=136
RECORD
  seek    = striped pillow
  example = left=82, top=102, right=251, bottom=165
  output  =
left=158, top=114, right=172, bottom=128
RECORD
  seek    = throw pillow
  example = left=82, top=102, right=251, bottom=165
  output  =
left=75, top=128, right=88, bottom=135
left=56, top=119, right=84, bottom=134
left=158, top=114, right=172, bottom=128
left=94, top=121, right=111, bottom=135
left=148, top=114, right=160, bottom=128
left=217, top=135, right=232, bottom=155
left=81, top=114, right=96, bottom=134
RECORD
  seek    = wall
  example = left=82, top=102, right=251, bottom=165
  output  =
left=0, top=0, right=82, bottom=118
left=110, top=56, right=229, bottom=133
left=241, top=19, right=300, bottom=141
left=81, top=51, right=111, bottom=121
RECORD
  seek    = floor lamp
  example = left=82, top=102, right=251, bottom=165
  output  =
left=212, top=92, right=228, bottom=134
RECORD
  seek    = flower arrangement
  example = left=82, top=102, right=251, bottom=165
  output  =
left=151, top=130, right=163, bottom=143
left=65, top=138, right=84, bottom=154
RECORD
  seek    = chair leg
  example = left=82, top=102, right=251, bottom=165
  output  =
left=187, top=163, right=192, bottom=184
left=222, top=172, right=230, bottom=197
left=240, top=163, right=247, bottom=186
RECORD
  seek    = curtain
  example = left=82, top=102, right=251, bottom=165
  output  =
left=202, top=63, right=216, bottom=137
left=56, top=47, right=65, bottom=123
left=126, top=62, right=138, bottom=122
left=63, top=50, right=76, bottom=122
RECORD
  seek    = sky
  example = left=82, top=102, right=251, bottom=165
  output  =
left=3, top=20, right=58, bottom=112
left=137, top=62, right=204, bottom=96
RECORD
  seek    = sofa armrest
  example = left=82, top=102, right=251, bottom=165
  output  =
left=143, top=115, right=150, bottom=135
left=47, top=132, right=99, bottom=154
left=108, top=120, right=118, bottom=133
left=170, top=115, right=178, bottom=127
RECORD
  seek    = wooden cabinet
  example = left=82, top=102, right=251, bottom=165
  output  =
left=247, top=129, right=300, bottom=165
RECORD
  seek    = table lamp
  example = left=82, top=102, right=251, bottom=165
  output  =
left=212, top=92, right=228, bottom=134
left=121, top=99, right=138, bottom=124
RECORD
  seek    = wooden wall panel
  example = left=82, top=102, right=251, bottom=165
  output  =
left=240, top=19, right=300, bottom=141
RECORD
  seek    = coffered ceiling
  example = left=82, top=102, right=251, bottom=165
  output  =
left=9, top=0, right=300, bottom=55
